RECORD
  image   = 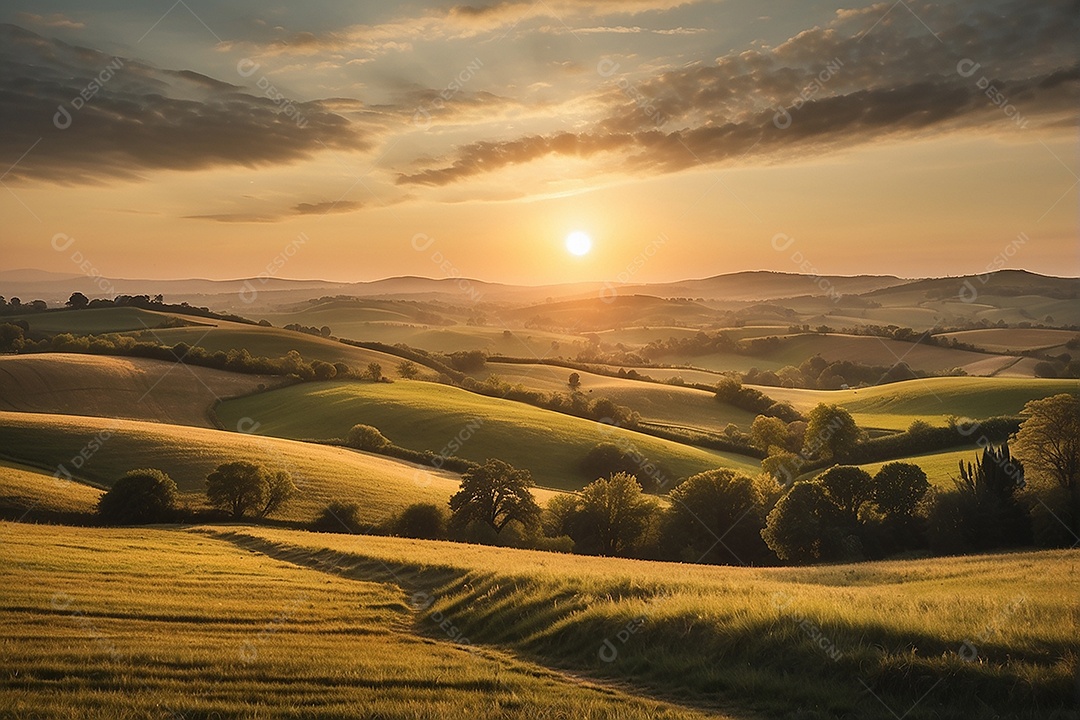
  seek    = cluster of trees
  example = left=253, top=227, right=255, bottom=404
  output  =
left=366, top=394, right=1076, bottom=565
left=743, top=356, right=930, bottom=390
left=96, top=462, right=296, bottom=525
left=284, top=323, right=332, bottom=337
left=714, top=376, right=802, bottom=420
left=458, top=374, right=641, bottom=428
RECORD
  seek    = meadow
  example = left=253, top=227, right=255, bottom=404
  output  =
left=0, top=522, right=715, bottom=720
left=215, top=379, right=761, bottom=491
left=0, top=411, right=467, bottom=524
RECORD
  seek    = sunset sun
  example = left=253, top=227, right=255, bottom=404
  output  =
left=565, top=231, right=592, bottom=256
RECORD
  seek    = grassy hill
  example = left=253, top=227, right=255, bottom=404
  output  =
left=481, top=362, right=759, bottom=432
left=0, top=411, right=470, bottom=524
left=936, top=327, right=1078, bottom=353
left=218, top=525, right=1076, bottom=719
left=0, top=459, right=102, bottom=519
left=1, top=522, right=704, bottom=720
left=9, top=306, right=186, bottom=334
left=754, top=376, right=1080, bottom=430
left=216, top=380, right=760, bottom=491
left=0, top=353, right=275, bottom=427
left=128, top=322, right=418, bottom=378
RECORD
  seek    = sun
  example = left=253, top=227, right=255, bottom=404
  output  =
left=565, top=231, right=593, bottom=256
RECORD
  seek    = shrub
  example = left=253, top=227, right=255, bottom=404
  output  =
left=346, top=424, right=391, bottom=451
left=311, top=501, right=365, bottom=534
left=392, top=503, right=448, bottom=539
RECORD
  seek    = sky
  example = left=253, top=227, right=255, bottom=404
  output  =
left=0, top=0, right=1077, bottom=286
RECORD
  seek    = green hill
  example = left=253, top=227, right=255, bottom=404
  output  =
left=0, top=411, right=468, bottom=523
left=216, top=380, right=760, bottom=491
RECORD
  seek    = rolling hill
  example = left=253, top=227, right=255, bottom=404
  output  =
left=0, top=411, right=474, bottom=523
left=215, top=380, right=761, bottom=491
left=0, top=458, right=102, bottom=519
left=0, top=353, right=275, bottom=427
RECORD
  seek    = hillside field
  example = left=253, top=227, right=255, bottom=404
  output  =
left=0, top=353, right=275, bottom=427
left=216, top=380, right=761, bottom=491
left=0, top=522, right=707, bottom=720
left=0, top=411, right=472, bottom=524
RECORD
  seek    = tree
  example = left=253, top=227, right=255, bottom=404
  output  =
left=319, top=325, right=332, bottom=337
left=663, top=468, right=775, bottom=564
left=66, top=292, right=90, bottom=309
left=816, top=465, right=874, bottom=526
left=311, top=360, right=337, bottom=380
left=872, top=462, right=929, bottom=521
left=393, top=503, right=448, bottom=539
left=762, top=481, right=846, bottom=564
left=568, top=372, right=582, bottom=390
left=346, top=424, right=391, bottom=451
left=575, top=473, right=659, bottom=556
left=802, top=404, right=862, bottom=462
left=366, top=362, right=383, bottom=382
left=397, top=360, right=419, bottom=379
left=98, top=469, right=179, bottom=525
left=449, top=458, right=541, bottom=534
left=206, top=461, right=272, bottom=519
left=262, top=471, right=297, bottom=517
left=0, top=323, right=25, bottom=353
left=869, top=462, right=930, bottom=554
left=750, top=415, right=788, bottom=453
left=1012, top=394, right=1080, bottom=505
left=311, top=501, right=364, bottom=534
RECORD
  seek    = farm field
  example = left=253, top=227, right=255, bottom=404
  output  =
left=216, top=380, right=761, bottom=490
left=0, top=353, right=275, bottom=427
left=0, top=458, right=102, bottom=519
left=936, top=327, right=1078, bottom=353
left=7, top=306, right=182, bottom=334
left=0, top=522, right=712, bottom=720
left=214, top=525, right=1079, bottom=720
left=0, top=411, right=469, bottom=524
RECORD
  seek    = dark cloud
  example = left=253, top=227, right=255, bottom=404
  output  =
left=399, top=0, right=1079, bottom=186
left=0, top=24, right=366, bottom=184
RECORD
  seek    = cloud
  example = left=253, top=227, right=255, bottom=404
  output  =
left=0, top=24, right=366, bottom=184
left=397, top=0, right=1080, bottom=187
left=292, top=200, right=363, bottom=215
left=185, top=199, right=365, bottom=223
left=225, top=0, right=714, bottom=57
left=15, top=12, right=84, bottom=29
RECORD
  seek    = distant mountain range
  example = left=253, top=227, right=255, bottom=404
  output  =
left=0, top=268, right=1075, bottom=312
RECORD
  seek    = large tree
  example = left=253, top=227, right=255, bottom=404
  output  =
left=98, top=468, right=178, bottom=525
left=449, top=459, right=541, bottom=533
left=802, top=404, right=862, bottom=462
left=575, top=473, right=658, bottom=556
left=65, top=292, right=90, bottom=309
left=664, top=468, right=775, bottom=564
left=1012, top=394, right=1080, bottom=498
left=816, top=465, right=874, bottom=526
left=206, top=461, right=294, bottom=519
left=762, top=481, right=846, bottom=564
